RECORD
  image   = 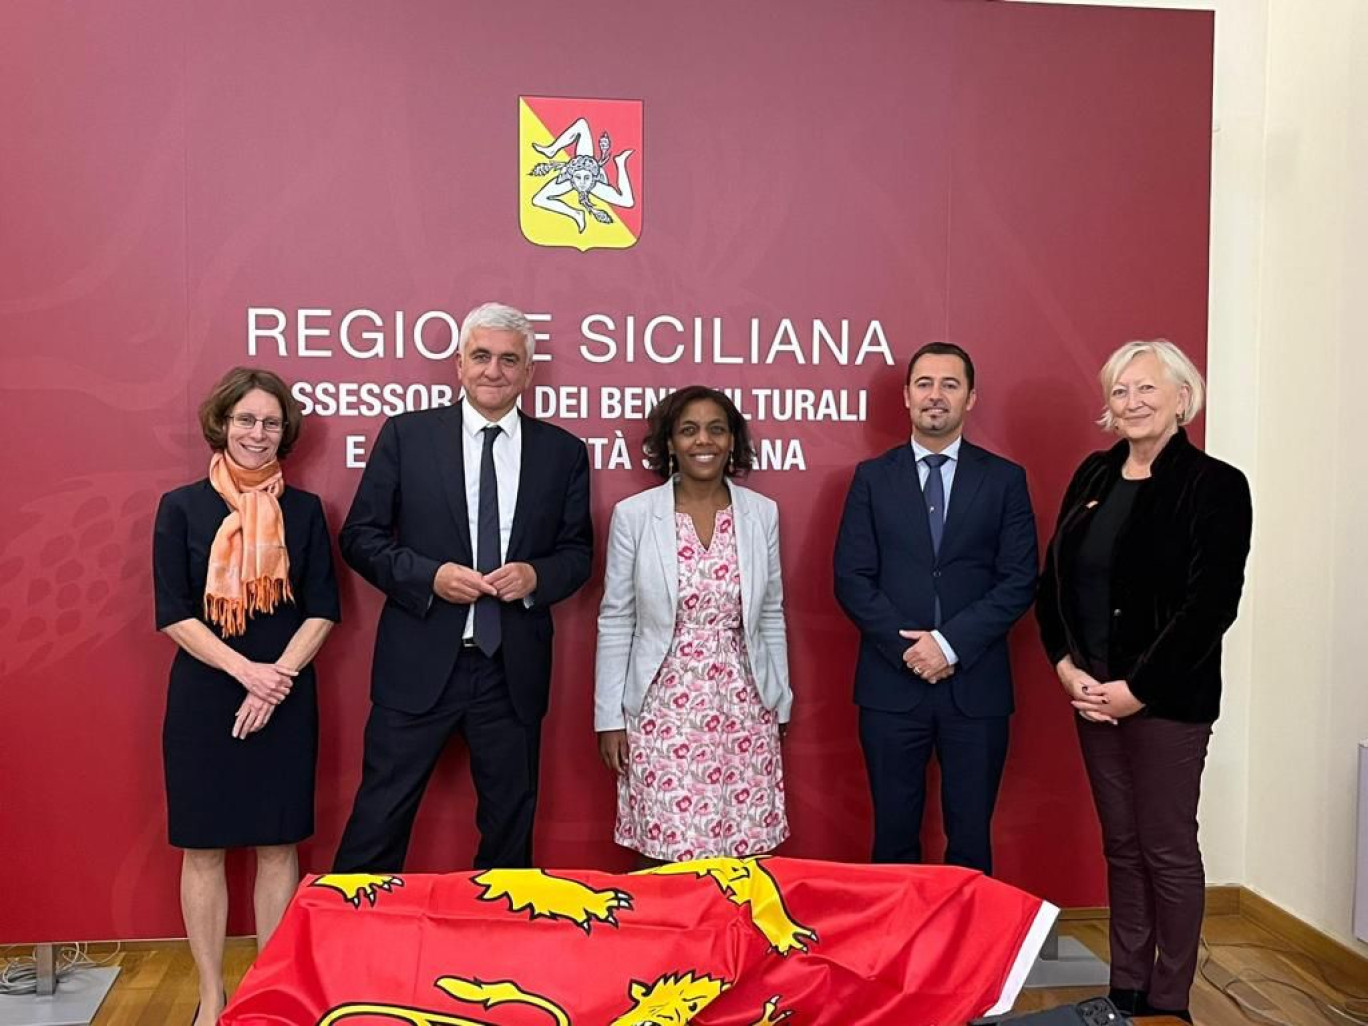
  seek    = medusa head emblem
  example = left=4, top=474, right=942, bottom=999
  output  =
left=529, top=117, right=636, bottom=233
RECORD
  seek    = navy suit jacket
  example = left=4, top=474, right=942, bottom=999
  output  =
left=834, top=440, right=1037, bottom=717
left=339, top=402, right=592, bottom=721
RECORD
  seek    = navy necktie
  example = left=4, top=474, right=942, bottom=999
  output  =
left=474, top=424, right=502, bottom=656
left=923, top=453, right=949, bottom=628
left=923, top=453, right=949, bottom=554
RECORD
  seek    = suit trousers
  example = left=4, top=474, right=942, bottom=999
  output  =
left=333, top=647, right=541, bottom=873
left=1076, top=713, right=1211, bottom=1011
left=859, top=683, right=1009, bottom=874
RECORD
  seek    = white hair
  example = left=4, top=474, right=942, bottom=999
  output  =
left=1097, top=338, right=1205, bottom=431
left=458, top=302, right=536, bottom=359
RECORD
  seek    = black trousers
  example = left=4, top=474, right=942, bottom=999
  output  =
left=859, top=683, right=1009, bottom=874
left=333, top=647, right=541, bottom=873
left=1077, top=714, right=1211, bottom=1011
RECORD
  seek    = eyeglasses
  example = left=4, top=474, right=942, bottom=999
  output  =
left=228, top=413, right=285, bottom=433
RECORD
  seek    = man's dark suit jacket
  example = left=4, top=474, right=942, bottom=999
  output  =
left=339, top=402, right=592, bottom=722
left=834, top=440, right=1038, bottom=717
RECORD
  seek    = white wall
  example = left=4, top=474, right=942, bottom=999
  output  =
left=1007, top=0, right=1368, bottom=952
left=1198, top=0, right=1263, bottom=899
left=1242, top=0, right=1368, bottom=954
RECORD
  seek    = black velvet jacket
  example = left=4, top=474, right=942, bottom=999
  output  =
left=1036, top=429, right=1252, bottom=723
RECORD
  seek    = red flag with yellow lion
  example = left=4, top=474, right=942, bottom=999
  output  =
left=221, top=857, right=1055, bottom=1025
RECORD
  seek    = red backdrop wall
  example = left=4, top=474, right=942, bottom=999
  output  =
left=0, top=0, right=1214, bottom=942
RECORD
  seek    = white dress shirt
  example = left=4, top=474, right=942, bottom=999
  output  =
left=910, top=434, right=962, bottom=666
left=461, top=402, right=522, bottom=639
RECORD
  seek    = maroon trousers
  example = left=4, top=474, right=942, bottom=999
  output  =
left=1077, top=714, right=1212, bottom=1011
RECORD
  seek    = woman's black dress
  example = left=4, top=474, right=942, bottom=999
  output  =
left=153, top=480, right=340, bottom=849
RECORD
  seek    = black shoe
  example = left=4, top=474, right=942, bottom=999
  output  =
left=192, top=991, right=227, bottom=1025
left=1107, top=988, right=1148, bottom=1016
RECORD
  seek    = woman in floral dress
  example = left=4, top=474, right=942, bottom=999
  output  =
left=595, top=386, right=792, bottom=865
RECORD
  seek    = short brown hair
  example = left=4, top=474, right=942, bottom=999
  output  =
left=198, top=367, right=303, bottom=459
left=643, top=385, right=754, bottom=480
left=906, top=341, right=976, bottom=390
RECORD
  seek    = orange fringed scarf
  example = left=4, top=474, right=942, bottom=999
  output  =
left=205, top=451, right=294, bottom=638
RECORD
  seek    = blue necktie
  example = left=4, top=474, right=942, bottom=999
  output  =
left=473, top=424, right=502, bottom=656
left=923, top=453, right=949, bottom=627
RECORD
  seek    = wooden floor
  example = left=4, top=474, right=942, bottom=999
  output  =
left=7, top=912, right=1366, bottom=1025
left=1006, top=916, right=1367, bottom=1025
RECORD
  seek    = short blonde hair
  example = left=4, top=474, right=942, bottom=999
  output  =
left=1097, top=338, right=1205, bottom=432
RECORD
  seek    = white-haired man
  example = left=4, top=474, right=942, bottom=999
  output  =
left=335, top=302, right=592, bottom=871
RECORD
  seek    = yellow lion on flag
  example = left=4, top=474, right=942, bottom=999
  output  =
left=315, top=973, right=790, bottom=1025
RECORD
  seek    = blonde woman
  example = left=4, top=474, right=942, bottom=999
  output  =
left=1036, top=340, right=1252, bottom=1024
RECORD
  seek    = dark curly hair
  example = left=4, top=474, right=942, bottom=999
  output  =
left=198, top=366, right=304, bottom=459
left=642, top=385, right=754, bottom=480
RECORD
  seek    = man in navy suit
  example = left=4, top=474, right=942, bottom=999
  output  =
left=334, top=302, right=592, bottom=872
left=834, top=342, right=1037, bottom=874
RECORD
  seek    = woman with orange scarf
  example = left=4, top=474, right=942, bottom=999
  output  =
left=153, top=367, right=339, bottom=1026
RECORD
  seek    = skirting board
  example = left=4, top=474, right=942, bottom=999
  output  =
left=1057, top=885, right=1241, bottom=922
left=1236, top=886, right=1368, bottom=987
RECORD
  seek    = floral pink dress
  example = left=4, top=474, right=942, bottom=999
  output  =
left=615, top=507, right=788, bottom=861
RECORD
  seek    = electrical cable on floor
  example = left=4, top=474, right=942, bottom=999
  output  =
left=0, top=943, right=122, bottom=996
left=1198, top=936, right=1368, bottom=1026
left=1205, top=939, right=1368, bottom=1006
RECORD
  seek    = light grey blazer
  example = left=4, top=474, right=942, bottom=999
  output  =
left=594, top=480, right=792, bottom=731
